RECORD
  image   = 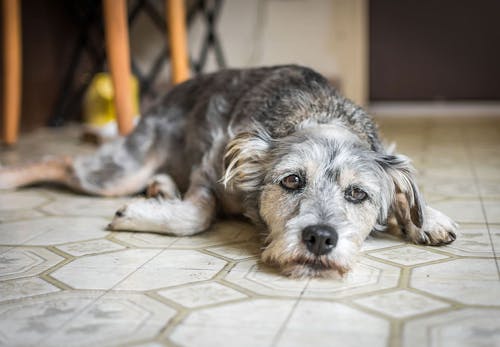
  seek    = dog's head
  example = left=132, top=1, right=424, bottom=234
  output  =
left=223, top=121, right=423, bottom=278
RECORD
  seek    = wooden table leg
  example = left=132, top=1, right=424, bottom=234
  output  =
left=166, top=0, right=190, bottom=84
left=102, top=0, right=135, bottom=136
left=2, top=0, right=22, bottom=145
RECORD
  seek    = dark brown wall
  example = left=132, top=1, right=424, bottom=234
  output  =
left=369, top=0, right=500, bottom=101
left=1, top=0, right=79, bottom=134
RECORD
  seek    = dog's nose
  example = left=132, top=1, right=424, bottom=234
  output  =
left=302, top=224, right=338, bottom=256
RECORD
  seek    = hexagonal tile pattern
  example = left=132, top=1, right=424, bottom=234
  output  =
left=46, top=292, right=176, bottom=346
left=111, top=231, right=179, bottom=248
left=304, top=258, right=400, bottom=299
left=114, top=250, right=227, bottom=290
left=2, top=118, right=500, bottom=345
left=56, top=239, right=125, bottom=257
left=51, top=249, right=227, bottom=290
left=404, top=308, right=500, bottom=347
left=0, top=217, right=109, bottom=246
left=158, top=282, right=247, bottom=308
left=276, top=301, right=389, bottom=347
left=361, top=233, right=403, bottom=252
left=411, top=258, right=500, bottom=305
left=0, top=277, right=60, bottom=302
left=170, top=299, right=296, bottom=347
left=226, top=260, right=305, bottom=297
left=50, top=249, right=162, bottom=290
left=171, top=299, right=389, bottom=347
left=369, top=245, right=449, bottom=266
left=353, top=290, right=450, bottom=318
left=225, top=256, right=400, bottom=298
left=0, top=291, right=96, bottom=346
left=206, top=240, right=261, bottom=260
left=0, top=291, right=175, bottom=346
left=0, top=247, right=64, bottom=280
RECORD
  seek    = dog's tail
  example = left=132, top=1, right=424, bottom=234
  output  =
left=0, top=156, right=74, bottom=190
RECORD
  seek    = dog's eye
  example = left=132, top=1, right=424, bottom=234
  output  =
left=280, top=174, right=305, bottom=191
left=345, top=186, right=367, bottom=203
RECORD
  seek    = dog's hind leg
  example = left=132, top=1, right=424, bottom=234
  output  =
left=0, top=156, right=75, bottom=190
left=0, top=117, right=168, bottom=197
left=107, top=111, right=227, bottom=235
left=108, top=168, right=217, bottom=235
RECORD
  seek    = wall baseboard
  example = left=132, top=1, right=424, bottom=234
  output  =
left=369, top=102, right=500, bottom=118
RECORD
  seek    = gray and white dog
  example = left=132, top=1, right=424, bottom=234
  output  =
left=0, top=65, right=457, bottom=277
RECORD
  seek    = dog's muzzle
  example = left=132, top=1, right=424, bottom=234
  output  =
left=301, top=224, right=338, bottom=256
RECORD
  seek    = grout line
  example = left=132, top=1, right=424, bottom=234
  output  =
left=270, top=279, right=310, bottom=347
left=36, top=248, right=166, bottom=345
left=156, top=312, right=190, bottom=344
left=0, top=218, right=51, bottom=248
left=388, top=320, right=403, bottom=347
left=2, top=120, right=499, bottom=346
left=462, top=125, right=500, bottom=280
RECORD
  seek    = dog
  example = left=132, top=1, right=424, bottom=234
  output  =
left=0, top=65, right=457, bottom=277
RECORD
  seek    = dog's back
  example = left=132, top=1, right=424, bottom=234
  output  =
left=155, top=65, right=383, bottom=149
left=0, top=65, right=382, bottom=195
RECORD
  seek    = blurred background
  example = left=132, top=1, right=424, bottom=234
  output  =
left=1, top=0, right=499, bottom=137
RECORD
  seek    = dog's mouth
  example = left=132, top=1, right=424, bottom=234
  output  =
left=261, top=238, right=352, bottom=278
left=279, top=255, right=349, bottom=278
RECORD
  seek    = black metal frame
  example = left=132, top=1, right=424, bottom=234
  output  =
left=49, top=0, right=226, bottom=127
left=191, top=0, right=226, bottom=74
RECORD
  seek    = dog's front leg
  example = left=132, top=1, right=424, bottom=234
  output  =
left=389, top=192, right=457, bottom=246
left=108, top=175, right=216, bottom=236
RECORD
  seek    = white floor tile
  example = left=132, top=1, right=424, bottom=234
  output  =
left=411, top=258, right=500, bottom=305
left=354, top=289, right=449, bottom=318
left=158, top=282, right=246, bottom=308
left=404, top=308, right=500, bottom=347
left=1, top=119, right=499, bottom=345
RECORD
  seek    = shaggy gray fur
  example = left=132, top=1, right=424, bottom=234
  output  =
left=0, top=65, right=457, bottom=277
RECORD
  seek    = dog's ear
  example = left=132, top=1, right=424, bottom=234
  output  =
left=377, top=153, right=424, bottom=228
left=222, top=127, right=272, bottom=192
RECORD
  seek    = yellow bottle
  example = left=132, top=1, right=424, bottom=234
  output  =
left=83, top=73, right=140, bottom=140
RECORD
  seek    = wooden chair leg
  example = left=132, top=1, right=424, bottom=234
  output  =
left=102, top=0, right=134, bottom=136
left=2, top=0, right=22, bottom=145
left=166, top=0, right=190, bottom=84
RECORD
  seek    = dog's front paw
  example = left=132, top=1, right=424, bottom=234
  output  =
left=415, top=206, right=458, bottom=246
left=107, top=205, right=132, bottom=231
left=107, top=199, right=154, bottom=231
left=107, top=198, right=175, bottom=233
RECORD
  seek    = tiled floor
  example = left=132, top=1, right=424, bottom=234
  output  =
left=0, top=118, right=499, bottom=347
